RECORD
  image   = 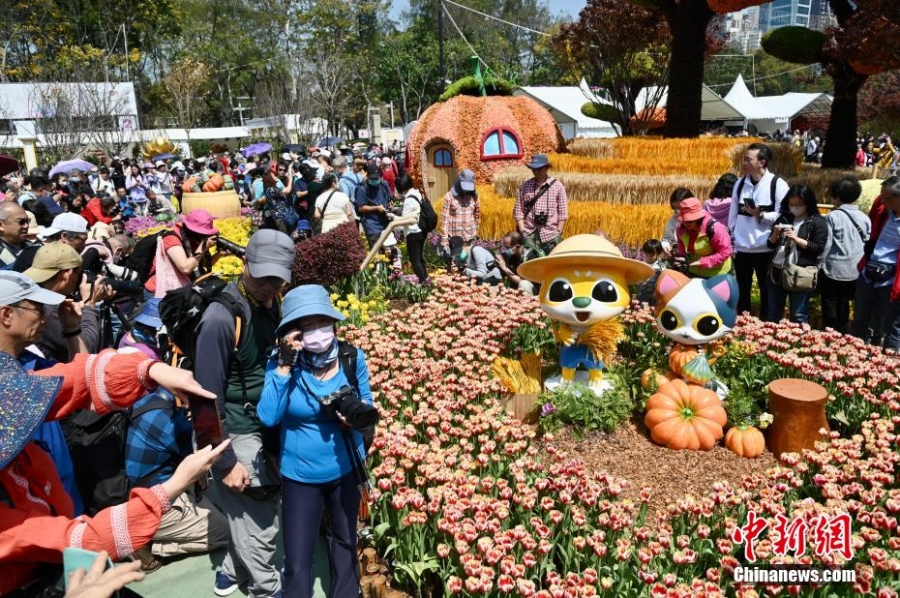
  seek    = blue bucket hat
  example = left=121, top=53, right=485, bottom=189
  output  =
left=134, top=298, right=163, bottom=328
left=278, top=284, right=344, bottom=334
left=0, top=353, right=63, bottom=468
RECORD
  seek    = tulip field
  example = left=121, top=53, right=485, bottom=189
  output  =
left=341, top=276, right=900, bottom=597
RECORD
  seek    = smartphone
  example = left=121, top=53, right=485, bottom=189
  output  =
left=744, top=197, right=757, bottom=210
left=63, top=548, right=114, bottom=590
left=187, top=393, right=224, bottom=448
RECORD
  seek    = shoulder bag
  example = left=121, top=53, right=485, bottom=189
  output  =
left=781, top=223, right=818, bottom=292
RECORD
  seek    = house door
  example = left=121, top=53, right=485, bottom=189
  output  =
left=424, top=143, right=455, bottom=201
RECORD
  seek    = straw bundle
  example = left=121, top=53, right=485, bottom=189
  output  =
left=492, top=168, right=721, bottom=206
left=492, top=354, right=542, bottom=394
left=567, top=137, right=762, bottom=166
left=436, top=186, right=671, bottom=247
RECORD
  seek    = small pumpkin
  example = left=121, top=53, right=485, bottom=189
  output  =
left=203, top=173, right=224, bottom=192
left=640, top=368, right=675, bottom=390
left=668, top=343, right=714, bottom=385
left=668, top=343, right=698, bottom=375
left=644, top=379, right=727, bottom=451
left=725, top=425, right=766, bottom=458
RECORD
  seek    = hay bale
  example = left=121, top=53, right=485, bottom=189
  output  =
left=567, top=138, right=616, bottom=159
left=789, top=166, right=875, bottom=212
left=547, top=153, right=734, bottom=177
left=493, top=167, right=720, bottom=206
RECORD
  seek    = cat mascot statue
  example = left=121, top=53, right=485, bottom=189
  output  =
left=518, top=234, right=653, bottom=390
left=654, top=269, right=739, bottom=390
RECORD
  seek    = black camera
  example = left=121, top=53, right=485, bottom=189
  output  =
left=217, top=237, right=246, bottom=258
left=534, top=213, right=548, bottom=227
left=318, top=386, right=379, bottom=433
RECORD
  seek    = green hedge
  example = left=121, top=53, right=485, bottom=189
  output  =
left=761, top=26, right=826, bottom=65
left=438, top=76, right=514, bottom=102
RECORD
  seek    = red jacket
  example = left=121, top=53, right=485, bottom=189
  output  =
left=863, top=195, right=900, bottom=302
left=0, top=351, right=170, bottom=594
left=82, top=197, right=113, bottom=228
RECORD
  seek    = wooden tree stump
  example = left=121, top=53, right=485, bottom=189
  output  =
left=767, top=378, right=830, bottom=462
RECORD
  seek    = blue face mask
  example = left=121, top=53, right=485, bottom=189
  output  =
left=500, top=247, right=515, bottom=259
left=455, top=250, right=468, bottom=262
left=368, top=179, right=381, bottom=188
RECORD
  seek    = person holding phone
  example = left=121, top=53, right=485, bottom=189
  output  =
left=728, top=143, right=790, bottom=317
left=0, top=271, right=229, bottom=596
left=257, top=284, right=376, bottom=598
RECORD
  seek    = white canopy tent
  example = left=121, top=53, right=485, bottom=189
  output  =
left=514, top=79, right=620, bottom=139
left=723, top=75, right=832, bottom=133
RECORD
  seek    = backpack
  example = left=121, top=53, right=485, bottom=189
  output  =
left=61, top=396, right=172, bottom=514
left=127, top=230, right=176, bottom=284
left=735, top=175, right=783, bottom=213
left=410, top=193, right=438, bottom=234
left=158, top=274, right=244, bottom=371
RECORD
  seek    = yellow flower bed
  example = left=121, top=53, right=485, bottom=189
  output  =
left=213, top=216, right=252, bottom=246
left=331, top=292, right=385, bottom=324
left=211, top=255, right=244, bottom=278
left=437, top=186, right=670, bottom=248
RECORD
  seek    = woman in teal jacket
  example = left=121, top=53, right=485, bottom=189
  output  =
left=257, top=284, right=375, bottom=598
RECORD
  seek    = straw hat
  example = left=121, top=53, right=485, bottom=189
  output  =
left=518, top=234, right=653, bottom=285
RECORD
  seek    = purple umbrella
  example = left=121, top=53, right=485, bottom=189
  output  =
left=49, top=159, right=95, bottom=177
left=240, top=142, right=272, bottom=157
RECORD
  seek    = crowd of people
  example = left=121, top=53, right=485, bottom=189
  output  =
left=1, top=131, right=899, bottom=597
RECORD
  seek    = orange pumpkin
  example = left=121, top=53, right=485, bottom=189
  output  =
left=203, top=173, right=224, bottom=193
left=644, top=379, right=727, bottom=451
left=668, top=344, right=698, bottom=376
left=182, top=177, right=199, bottom=193
left=725, top=425, right=766, bottom=458
left=640, top=368, right=675, bottom=390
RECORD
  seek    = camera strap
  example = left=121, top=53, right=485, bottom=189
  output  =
left=523, top=179, right=554, bottom=220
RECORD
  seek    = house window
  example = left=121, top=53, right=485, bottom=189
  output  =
left=481, top=128, right=523, bottom=160
left=433, top=148, right=453, bottom=168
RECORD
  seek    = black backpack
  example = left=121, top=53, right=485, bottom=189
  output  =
left=410, top=193, right=438, bottom=234
left=62, top=396, right=172, bottom=514
left=127, top=230, right=176, bottom=284
left=158, top=274, right=244, bottom=370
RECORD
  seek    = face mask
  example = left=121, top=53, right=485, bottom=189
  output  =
left=500, top=247, right=515, bottom=259
left=368, top=179, right=381, bottom=188
left=790, top=206, right=805, bottom=217
left=456, top=250, right=468, bottom=262
left=303, top=325, right=335, bottom=353
left=70, top=177, right=80, bottom=182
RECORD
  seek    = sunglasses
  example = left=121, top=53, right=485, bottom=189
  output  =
left=13, top=218, right=29, bottom=226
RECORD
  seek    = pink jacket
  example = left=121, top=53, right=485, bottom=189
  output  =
left=676, top=213, right=733, bottom=270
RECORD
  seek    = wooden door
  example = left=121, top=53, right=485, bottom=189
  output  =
left=424, top=143, right=455, bottom=201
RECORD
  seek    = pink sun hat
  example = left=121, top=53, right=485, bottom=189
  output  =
left=182, top=210, right=219, bottom=236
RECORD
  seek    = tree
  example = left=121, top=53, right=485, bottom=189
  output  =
left=553, top=0, right=671, bottom=136
left=859, top=71, right=900, bottom=136
left=762, top=0, right=900, bottom=168
left=627, top=0, right=733, bottom=138
left=162, top=57, right=211, bottom=142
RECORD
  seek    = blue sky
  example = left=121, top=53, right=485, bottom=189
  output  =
left=389, top=0, right=586, bottom=23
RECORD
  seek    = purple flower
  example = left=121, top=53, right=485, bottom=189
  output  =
left=540, top=402, right=557, bottom=417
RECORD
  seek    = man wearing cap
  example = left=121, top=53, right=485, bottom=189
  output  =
left=380, top=156, right=398, bottom=196
left=12, top=212, right=90, bottom=273
left=152, top=161, right=174, bottom=200
left=514, top=154, right=568, bottom=255
left=441, top=170, right=480, bottom=252
left=0, top=201, right=32, bottom=267
left=673, top=197, right=733, bottom=279
left=0, top=271, right=229, bottom=595
left=25, top=243, right=112, bottom=361
left=449, top=236, right=502, bottom=285
left=194, top=229, right=296, bottom=598
left=354, top=164, right=393, bottom=248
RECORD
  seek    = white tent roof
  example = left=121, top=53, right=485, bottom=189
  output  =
left=515, top=79, right=618, bottom=133
left=638, top=84, right=744, bottom=121
left=723, top=75, right=832, bottom=122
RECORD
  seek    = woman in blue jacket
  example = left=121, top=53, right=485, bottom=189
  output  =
left=257, top=284, right=374, bottom=598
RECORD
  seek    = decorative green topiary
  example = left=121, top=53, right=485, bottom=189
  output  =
left=761, top=26, right=827, bottom=65
left=581, top=101, right=619, bottom=123
left=438, top=76, right=514, bottom=102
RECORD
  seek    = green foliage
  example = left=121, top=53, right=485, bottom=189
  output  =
left=761, top=26, right=826, bottom=65
left=581, top=101, right=620, bottom=123
left=705, top=47, right=832, bottom=97
left=438, top=76, right=514, bottom=101
left=189, top=140, right=212, bottom=159
left=502, top=318, right=556, bottom=358
left=537, top=369, right=635, bottom=438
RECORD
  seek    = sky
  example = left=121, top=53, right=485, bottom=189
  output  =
left=388, top=0, right=587, bottom=24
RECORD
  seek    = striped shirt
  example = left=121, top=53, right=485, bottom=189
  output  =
left=513, top=177, right=568, bottom=243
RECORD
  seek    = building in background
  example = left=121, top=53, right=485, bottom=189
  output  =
left=725, top=7, right=763, bottom=52
left=758, top=0, right=834, bottom=33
